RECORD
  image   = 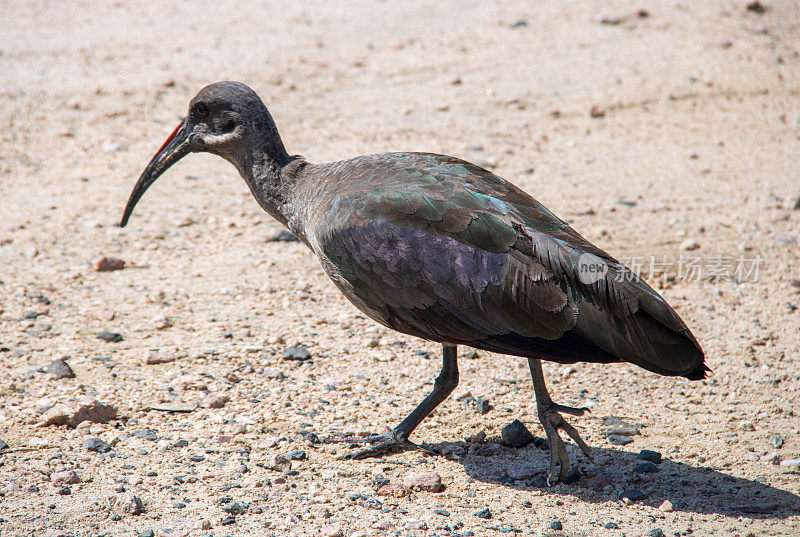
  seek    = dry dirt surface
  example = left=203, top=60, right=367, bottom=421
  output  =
left=2, top=1, right=800, bottom=536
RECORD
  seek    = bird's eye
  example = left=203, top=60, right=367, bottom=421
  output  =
left=195, top=103, right=209, bottom=117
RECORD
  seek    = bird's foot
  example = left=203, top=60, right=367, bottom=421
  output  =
left=324, top=428, right=429, bottom=460
left=538, top=402, right=592, bottom=485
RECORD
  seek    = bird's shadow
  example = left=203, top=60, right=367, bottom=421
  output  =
left=424, top=440, right=799, bottom=519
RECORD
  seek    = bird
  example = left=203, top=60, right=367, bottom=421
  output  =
left=121, top=81, right=708, bottom=483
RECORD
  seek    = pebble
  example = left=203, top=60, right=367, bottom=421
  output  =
left=501, top=419, right=536, bottom=448
left=282, top=346, right=311, bottom=361
left=288, top=449, right=307, bottom=460
left=634, top=462, right=659, bottom=473
left=475, top=397, right=491, bottom=415
left=0, top=438, right=8, bottom=451
left=619, top=488, right=646, bottom=502
left=204, top=393, right=229, bottom=409
left=268, top=230, right=299, bottom=242
left=474, top=507, right=492, bottom=519
left=113, top=492, right=144, bottom=515
left=46, top=359, right=75, bottom=379
left=82, top=438, right=112, bottom=453
left=647, top=528, right=666, bottom=537
left=97, top=331, right=123, bottom=342
left=608, top=434, right=634, bottom=445
left=138, top=531, right=154, bottom=537
left=266, top=454, right=292, bottom=472
left=549, top=520, right=563, bottom=530
left=39, top=405, right=70, bottom=427
left=768, top=434, right=784, bottom=449
left=604, top=522, right=620, bottom=529
left=149, top=403, right=195, bottom=413
left=50, top=470, right=80, bottom=485
left=680, top=238, right=700, bottom=251
left=70, top=399, right=117, bottom=427
left=377, top=483, right=411, bottom=497
left=507, top=463, right=539, bottom=480
left=402, top=472, right=443, bottom=492
left=132, top=429, right=158, bottom=442
left=145, top=351, right=176, bottom=364
left=636, top=449, right=662, bottom=464
left=94, top=256, right=126, bottom=272
left=779, top=458, right=800, bottom=467
left=58, top=486, right=72, bottom=495
left=659, top=500, right=674, bottom=512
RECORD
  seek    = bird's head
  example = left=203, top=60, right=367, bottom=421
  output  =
left=120, top=81, right=287, bottom=227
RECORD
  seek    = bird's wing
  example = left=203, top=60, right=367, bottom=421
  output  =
left=314, top=153, right=707, bottom=379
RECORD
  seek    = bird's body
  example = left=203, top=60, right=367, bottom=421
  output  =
left=121, top=82, right=707, bottom=483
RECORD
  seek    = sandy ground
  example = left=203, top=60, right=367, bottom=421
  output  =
left=2, top=1, right=800, bottom=536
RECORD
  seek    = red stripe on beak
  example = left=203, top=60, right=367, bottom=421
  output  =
left=156, top=123, right=183, bottom=155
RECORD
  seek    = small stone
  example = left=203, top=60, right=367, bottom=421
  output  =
left=153, top=316, right=173, bottom=330
left=739, top=421, right=756, bottom=431
left=266, top=454, right=291, bottom=472
left=434, top=508, right=450, bottom=516
left=475, top=397, right=491, bottom=415
left=132, top=429, right=158, bottom=442
left=288, top=450, right=307, bottom=460
left=659, top=500, right=674, bottom=512
left=590, top=105, right=606, bottom=118
left=372, top=520, right=394, bottom=531
left=768, top=434, right=784, bottom=449
left=403, top=471, right=443, bottom=492
left=507, top=463, right=539, bottom=480
left=680, top=238, right=700, bottom=251
left=0, top=439, right=8, bottom=451
left=647, top=528, right=666, bottom=537
left=779, top=458, right=800, bottom=467
left=322, top=523, right=344, bottom=537
left=94, top=256, right=126, bottom=272
left=113, top=492, right=144, bottom=515
left=97, top=331, right=123, bottom=342
left=50, top=470, right=80, bottom=485
left=58, top=486, right=71, bottom=495
left=282, top=346, right=311, bottom=361
left=377, top=483, right=411, bottom=497
left=39, top=405, right=70, bottom=427
left=619, top=488, right=646, bottom=501
left=635, top=462, right=659, bottom=473
left=598, top=14, right=622, bottom=25
left=204, top=393, right=229, bottom=409
left=608, top=434, right=634, bottom=445
left=501, top=419, right=536, bottom=448
left=69, top=399, right=117, bottom=427
left=149, top=403, right=195, bottom=413
left=474, top=507, right=492, bottom=519
left=220, top=515, right=236, bottom=525
left=145, top=351, right=176, bottom=364
left=46, top=359, right=75, bottom=379
left=466, top=430, right=487, bottom=443
left=82, top=438, right=112, bottom=453
left=746, top=1, right=768, bottom=14
left=138, top=531, right=155, bottom=537
left=549, top=520, right=563, bottom=530
left=221, top=501, right=247, bottom=515
left=636, top=449, right=662, bottom=463
left=262, top=367, right=285, bottom=379
left=605, top=522, right=620, bottom=529
left=268, top=230, right=299, bottom=242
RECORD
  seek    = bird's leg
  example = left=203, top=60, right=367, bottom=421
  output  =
left=326, top=344, right=459, bottom=460
left=528, top=358, right=592, bottom=484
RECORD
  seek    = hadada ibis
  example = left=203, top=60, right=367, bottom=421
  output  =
left=121, top=81, right=708, bottom=483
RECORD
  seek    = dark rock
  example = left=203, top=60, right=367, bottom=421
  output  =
left=220, top=515, right=236, bottom=525
left=94, top=256, right=126, bottom=272
left=604, top=522, right=620, bottom=529
left=549, top=520, right=563, bottom=530
left=22, top=310, right=42, bottom=319
left=46, top=359, right=75, bottom=379
left=619, top=488, right=647, bottom=501
left=608, top=434, right=634, bottom=445
left=562, top=467, right=582, bottom=484
left=501, top=419, right=536, bottom=448
left=475, top=397, right=491, bottom=415
left=746, top=1, right=768, bottom=14
left=172, top=439, right=189, bottom=448
left=636, top=449, right=662, bottom=464
left=288, top=450, right=307, bottom=461
left=69, top=400, right=117, bottom=427
left=132, top=429, right=158, bottom=442
left=137, top=531, right=154, bottom=537
left=474, top=508, right=492, bottom=519
left=0, top=438, right=7, bottom=451
left=57, top=486, right=71, bottom=495
left=97, top=331, right=123, bottom=343
left=82, top=438, right=112, bottom=453
left=647, top=528, right=666, bottom=537
left=268, top=230, right=299, bottom=242
left=634, top=462, right=659, bottom=474
left=434, top=509, right=450, bottom=516
left=283, top=346, right=311, bottom=361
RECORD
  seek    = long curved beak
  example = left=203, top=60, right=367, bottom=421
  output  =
left=120, top=120, right=191, bottom=227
